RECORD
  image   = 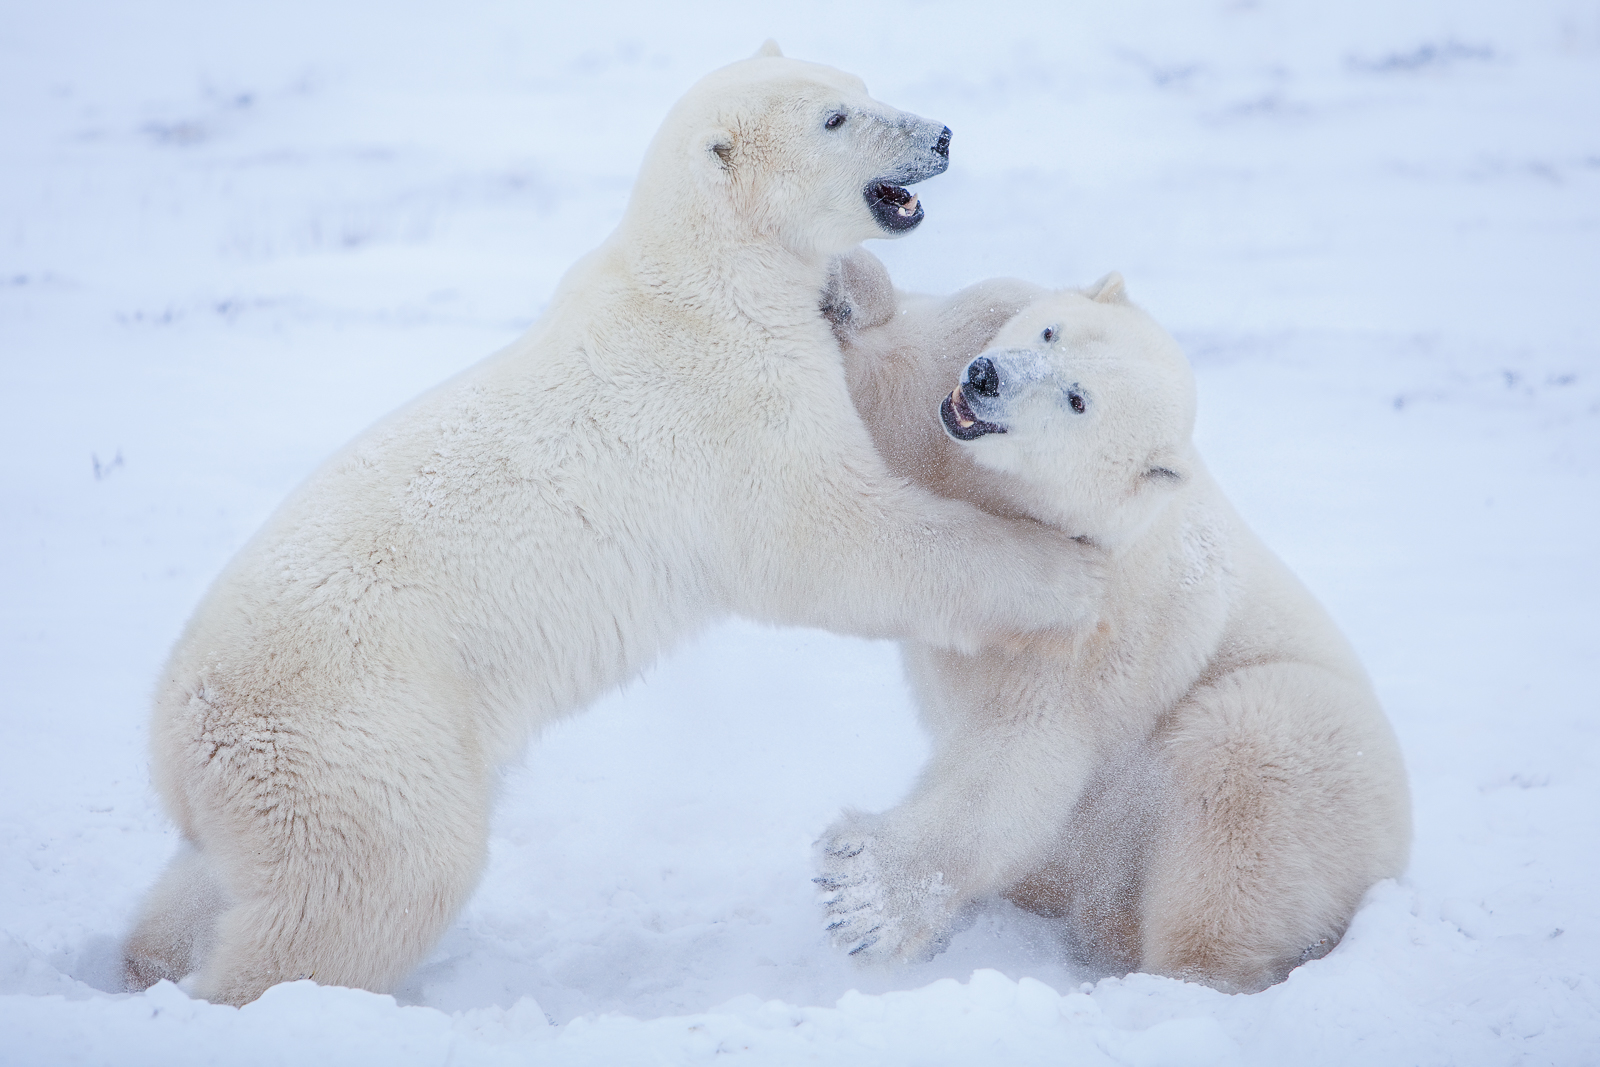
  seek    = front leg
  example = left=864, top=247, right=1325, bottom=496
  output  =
left=728, top=285, right=1104, bottom=650
left=735, top=470, right=1103, bottom=651
left=815, top=808, right=962, bottom=961
left=817, top=662, right=1100, bottom=962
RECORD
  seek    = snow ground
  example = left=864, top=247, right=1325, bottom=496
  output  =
left=2, top=0, right=1598, bottom=1063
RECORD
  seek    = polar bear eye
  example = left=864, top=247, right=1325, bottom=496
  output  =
left=1041, top=326, right=1056, bottom=343
left=1068, top=390, right=1086, bottom=414
left=825, top=112, right=847, bottom=130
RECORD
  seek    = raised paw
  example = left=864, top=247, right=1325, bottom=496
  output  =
left=813, top=814, right=955, bottom=963
left=820, top=248, right=894, bottom=337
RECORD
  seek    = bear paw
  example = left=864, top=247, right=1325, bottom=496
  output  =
left=813, top=815, right=955, bottom=963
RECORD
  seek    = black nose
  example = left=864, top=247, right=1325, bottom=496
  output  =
left=967, top=356, right=999, bottom=397
left=933, top=126, right=951, bottom=159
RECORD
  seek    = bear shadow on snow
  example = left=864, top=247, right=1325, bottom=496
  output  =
left=817, top=248, right=1411, bottom=994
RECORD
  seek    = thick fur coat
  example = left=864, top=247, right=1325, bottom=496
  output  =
left=122, top=52, right=1102, bottom=1006
left=818, top=250, right=1410, bottom=992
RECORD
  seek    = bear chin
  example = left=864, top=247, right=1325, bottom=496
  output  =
left=865, top=180, right=925, bottom=232
left=940, top=387, right=1006, bottom=440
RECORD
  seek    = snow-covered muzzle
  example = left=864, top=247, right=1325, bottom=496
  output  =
left=865, top=123, right=951, bottom=233
left=940, top=348, right=1082, bottom=443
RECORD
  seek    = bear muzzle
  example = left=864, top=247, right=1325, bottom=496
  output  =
left=865, top=123, right=952, bottom=233
left=941, top=382, right=1007, bottom=441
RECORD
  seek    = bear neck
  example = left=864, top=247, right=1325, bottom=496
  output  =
left=1100, top=456, right=1215, bottom=561
left=617, top=190, right=836, bottom=333
left=1026, top=455, right=1206, bottom=557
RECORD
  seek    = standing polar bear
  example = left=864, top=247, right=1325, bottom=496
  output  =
left=817, top=251, right=1410, bottom=992
left=121, top=50, right=1105, bottom=1007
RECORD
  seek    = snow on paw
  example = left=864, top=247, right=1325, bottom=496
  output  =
left=813, top=814, right=954, bottom=963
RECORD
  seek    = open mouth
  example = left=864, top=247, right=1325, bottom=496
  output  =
left=865, top=180, right=924, bottom=232
left=940, top=385, right=1006, bottom=441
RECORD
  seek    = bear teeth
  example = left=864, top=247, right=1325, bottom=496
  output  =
left=950, top=388, right=975, bottom=427
left=896, top=194, right=919, bottom=217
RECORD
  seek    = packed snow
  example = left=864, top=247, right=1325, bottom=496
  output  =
left=3, top=0, right=1598, bottom=1063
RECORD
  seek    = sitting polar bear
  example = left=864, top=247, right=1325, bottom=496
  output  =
left=121, top=49, right=1105, bottom=1007
left=817, top=251, right=1410, bottom=993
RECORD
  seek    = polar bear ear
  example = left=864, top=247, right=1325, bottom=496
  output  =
left=754, top=39, right=784, bottom=58
left=697, top=128, right=737, bottom=181
left=1145, top=464, right=1185, bottom=485
left=1088, top=272, right=1129, bottom=304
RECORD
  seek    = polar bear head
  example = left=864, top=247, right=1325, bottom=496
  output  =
left=626, top=43, right=951, bottom=262
left=939, top=276, right=1198, bottom=545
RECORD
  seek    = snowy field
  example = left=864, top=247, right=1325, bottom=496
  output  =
left=3, top=0, right=1598, bottom=1062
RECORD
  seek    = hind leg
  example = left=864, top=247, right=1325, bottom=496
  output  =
left=1005, top=749, right=1168, bottom=979
left=194, top=829, right=486, bottom=1004
left=160, top=705, right=494, bottom=1006
left=196, top=778, right=490, bottom=1005
left=123, top=843, right=230, bottom=990
left=1138, top=664, right=1410, bottom=992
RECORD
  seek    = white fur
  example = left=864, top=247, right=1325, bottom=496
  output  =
left=819, top=250, right=1410, bottom=992
left=122, top=54, right=1104, bottom=1006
